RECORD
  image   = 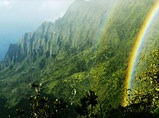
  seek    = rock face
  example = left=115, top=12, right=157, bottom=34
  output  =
left=2, top=0, right=112, bottom=67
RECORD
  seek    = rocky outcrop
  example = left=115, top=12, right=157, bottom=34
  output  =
left=2, top=0, right=111, bottom=67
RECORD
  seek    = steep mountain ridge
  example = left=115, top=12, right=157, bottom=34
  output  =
left=1, top=0, right=112, bottom=68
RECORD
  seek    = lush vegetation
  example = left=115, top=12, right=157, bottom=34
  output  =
left=9, top=84, right=99, bottom=118
left=9, top=56, right=159, bottom=118
left=107, top=50, right=159, bottom=118
left=0, top=0, right=158, bottom=117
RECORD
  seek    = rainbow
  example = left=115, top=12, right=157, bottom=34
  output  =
left=122, top=1, right=159, bottom=107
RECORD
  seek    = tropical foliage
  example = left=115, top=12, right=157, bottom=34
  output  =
left=0, top=0, right=158, bottom=117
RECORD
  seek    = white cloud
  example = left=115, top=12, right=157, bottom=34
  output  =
left=0, top=0, right=74, bottom=21
left=0, top=0, right=14, bottom=8
left=84, top=0, right=92, bottom=1
left=38, top=0, right=74, bottom=21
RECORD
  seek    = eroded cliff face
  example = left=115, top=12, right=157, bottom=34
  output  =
left=2, top=0, right=111, bottom=68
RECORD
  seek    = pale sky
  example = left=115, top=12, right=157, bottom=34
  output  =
left=0, top=0, right=75, bottom=60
